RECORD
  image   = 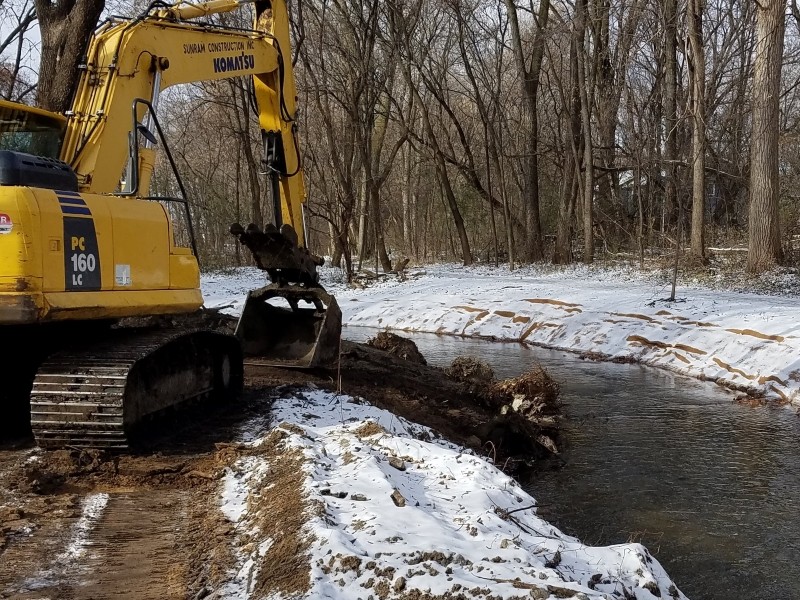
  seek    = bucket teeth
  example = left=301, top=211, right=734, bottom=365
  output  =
left=235, top=283, right=342, bottom=369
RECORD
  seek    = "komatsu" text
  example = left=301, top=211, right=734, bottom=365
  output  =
left=212, top=53, right=255, bottom=73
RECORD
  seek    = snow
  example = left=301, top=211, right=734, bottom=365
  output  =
left=201, top=263, right=800, bottom=404
left=220, top=390, right=687, bottom=600
left=202, top=265, right=717, bottom=598
left=219, top=456, right=272, bottom=599
left=23, top=493, right=109, bottom=590
left=59, top=493, right=109, bottom=561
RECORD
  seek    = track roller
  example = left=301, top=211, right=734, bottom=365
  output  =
left=30, top=329, right=243, bottom=449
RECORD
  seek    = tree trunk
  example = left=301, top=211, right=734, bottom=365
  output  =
left=484, top=120, right=499, bottom=267
left=576, top=0, right=594, bottom=264
left=35, top=0, right=105, bottom=112
left=553, top=36, right=583, bottom=265
left=504, top=0, right=549, bottom=262
left=748, top=0, right=785, bottom=273
left=402, top=144, right=413, bottom=253
left=593, top=0, right=643, bottom=229
left=357, top=168, right=370, bottom=269
left=369, top=183, right=392, bottom=272
left=687, top=0, right=706, bottom=261
left=663, top=0, right=679, bottom=228
left=554, top=155, right=579, bottom=265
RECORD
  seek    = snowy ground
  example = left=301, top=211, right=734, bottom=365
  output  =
left=203, top=263, right=800, bottom=405
left=221, top=389, right=686, bottom=600
left=201, top=265, right=711, bottom=598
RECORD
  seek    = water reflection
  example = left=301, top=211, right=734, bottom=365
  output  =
left=344, top=326, right=800, bottom=600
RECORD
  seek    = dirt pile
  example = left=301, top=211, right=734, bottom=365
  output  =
left=493, top=367, right=560, bottom=419
left=367, top=331, right=427, bottom=365
left=222, top=428, right=315, bottom=598
left=440, top=356, right=562, bottom=458
left=247, top=336, right=563, bottom=464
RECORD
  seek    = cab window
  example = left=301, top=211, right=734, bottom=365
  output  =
left=0, top=104, right=65, bottom=159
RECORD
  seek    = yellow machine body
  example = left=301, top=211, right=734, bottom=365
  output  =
left=0, top=0, right=340, bottom=448
left=0, top=0, right=305, bottom=329
left=0, top=186, right=200, bottom=324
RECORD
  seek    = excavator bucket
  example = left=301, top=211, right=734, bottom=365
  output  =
left=235, top=283, right=342, bottom=368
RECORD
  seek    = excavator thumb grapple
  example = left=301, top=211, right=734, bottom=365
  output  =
left=231, top=222, right=342, bottom=369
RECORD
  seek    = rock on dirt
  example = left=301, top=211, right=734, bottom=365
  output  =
left=366, top=331, right=427, bottom=365
left=390, top=489, right=406, bottom=507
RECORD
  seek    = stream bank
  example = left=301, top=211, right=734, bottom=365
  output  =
left=202, top=265, right=800, bottom=405
left=0, top=337, right=686, bottom=599
left=246, top=334, right=561, bottom=463
left=345, top=329, right=800, bottom=600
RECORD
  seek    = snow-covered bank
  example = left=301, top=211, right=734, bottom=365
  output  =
left=202, top=264, right=800, bottom=405
left=221, top=389, right=686, bottom=600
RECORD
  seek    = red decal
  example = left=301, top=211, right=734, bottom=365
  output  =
left=0, top=213, right=12, bottom=234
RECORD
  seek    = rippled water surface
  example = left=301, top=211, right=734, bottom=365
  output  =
left=344, top=327, right=800, bottom=600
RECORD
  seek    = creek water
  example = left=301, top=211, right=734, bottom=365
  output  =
left=344, top=327, right=800, bottom=600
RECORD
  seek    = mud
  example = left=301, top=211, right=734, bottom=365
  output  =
left=0, top=395, right=262, bottom=598
left=0, top=335, right=561, bottom=598
left=247, top=339, right=561, bottom=460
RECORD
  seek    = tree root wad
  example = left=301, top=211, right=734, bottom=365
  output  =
left=359, top=333, right=563, bottom=465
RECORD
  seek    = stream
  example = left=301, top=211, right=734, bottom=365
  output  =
left=345, top=326, right=800, bottom=600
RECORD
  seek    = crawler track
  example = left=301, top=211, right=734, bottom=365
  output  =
left=30, top=328, right=243, bottom=449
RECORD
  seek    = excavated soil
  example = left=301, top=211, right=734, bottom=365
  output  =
left=247, top=339, right=561, bottom=460
left=0, top=335, right=561, bottom=598
left=0, top=403, right=253, bottom=599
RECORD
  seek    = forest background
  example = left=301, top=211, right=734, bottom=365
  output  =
left=1, top=0, right=798, bottom=278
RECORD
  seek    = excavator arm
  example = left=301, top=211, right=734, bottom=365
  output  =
left=61, top=0, right=306, bottom=246
left=60, top=0, right=340, bottom=367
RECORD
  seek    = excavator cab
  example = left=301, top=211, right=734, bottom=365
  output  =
left=0, top=101, right=66, bottom=159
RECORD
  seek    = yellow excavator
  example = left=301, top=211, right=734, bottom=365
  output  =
left=0, top=0, right=341, bottom=448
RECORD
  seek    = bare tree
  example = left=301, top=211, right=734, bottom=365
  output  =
left=388, top=0, right=473, bottom=266
left=0, top=0, right=37, bottom=101
left=34, top=0, right=105, bottom=111
left=687, top=0, right=706, bottom=261
left=748, top=0, right=785, bottom=272
left=663, top=0, right=679, bottom=228
left=575, top=0, right=594, bottom=264
left=552, top=27, right=582, bottom=265
left=504, top=0, right=550, bottom=262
